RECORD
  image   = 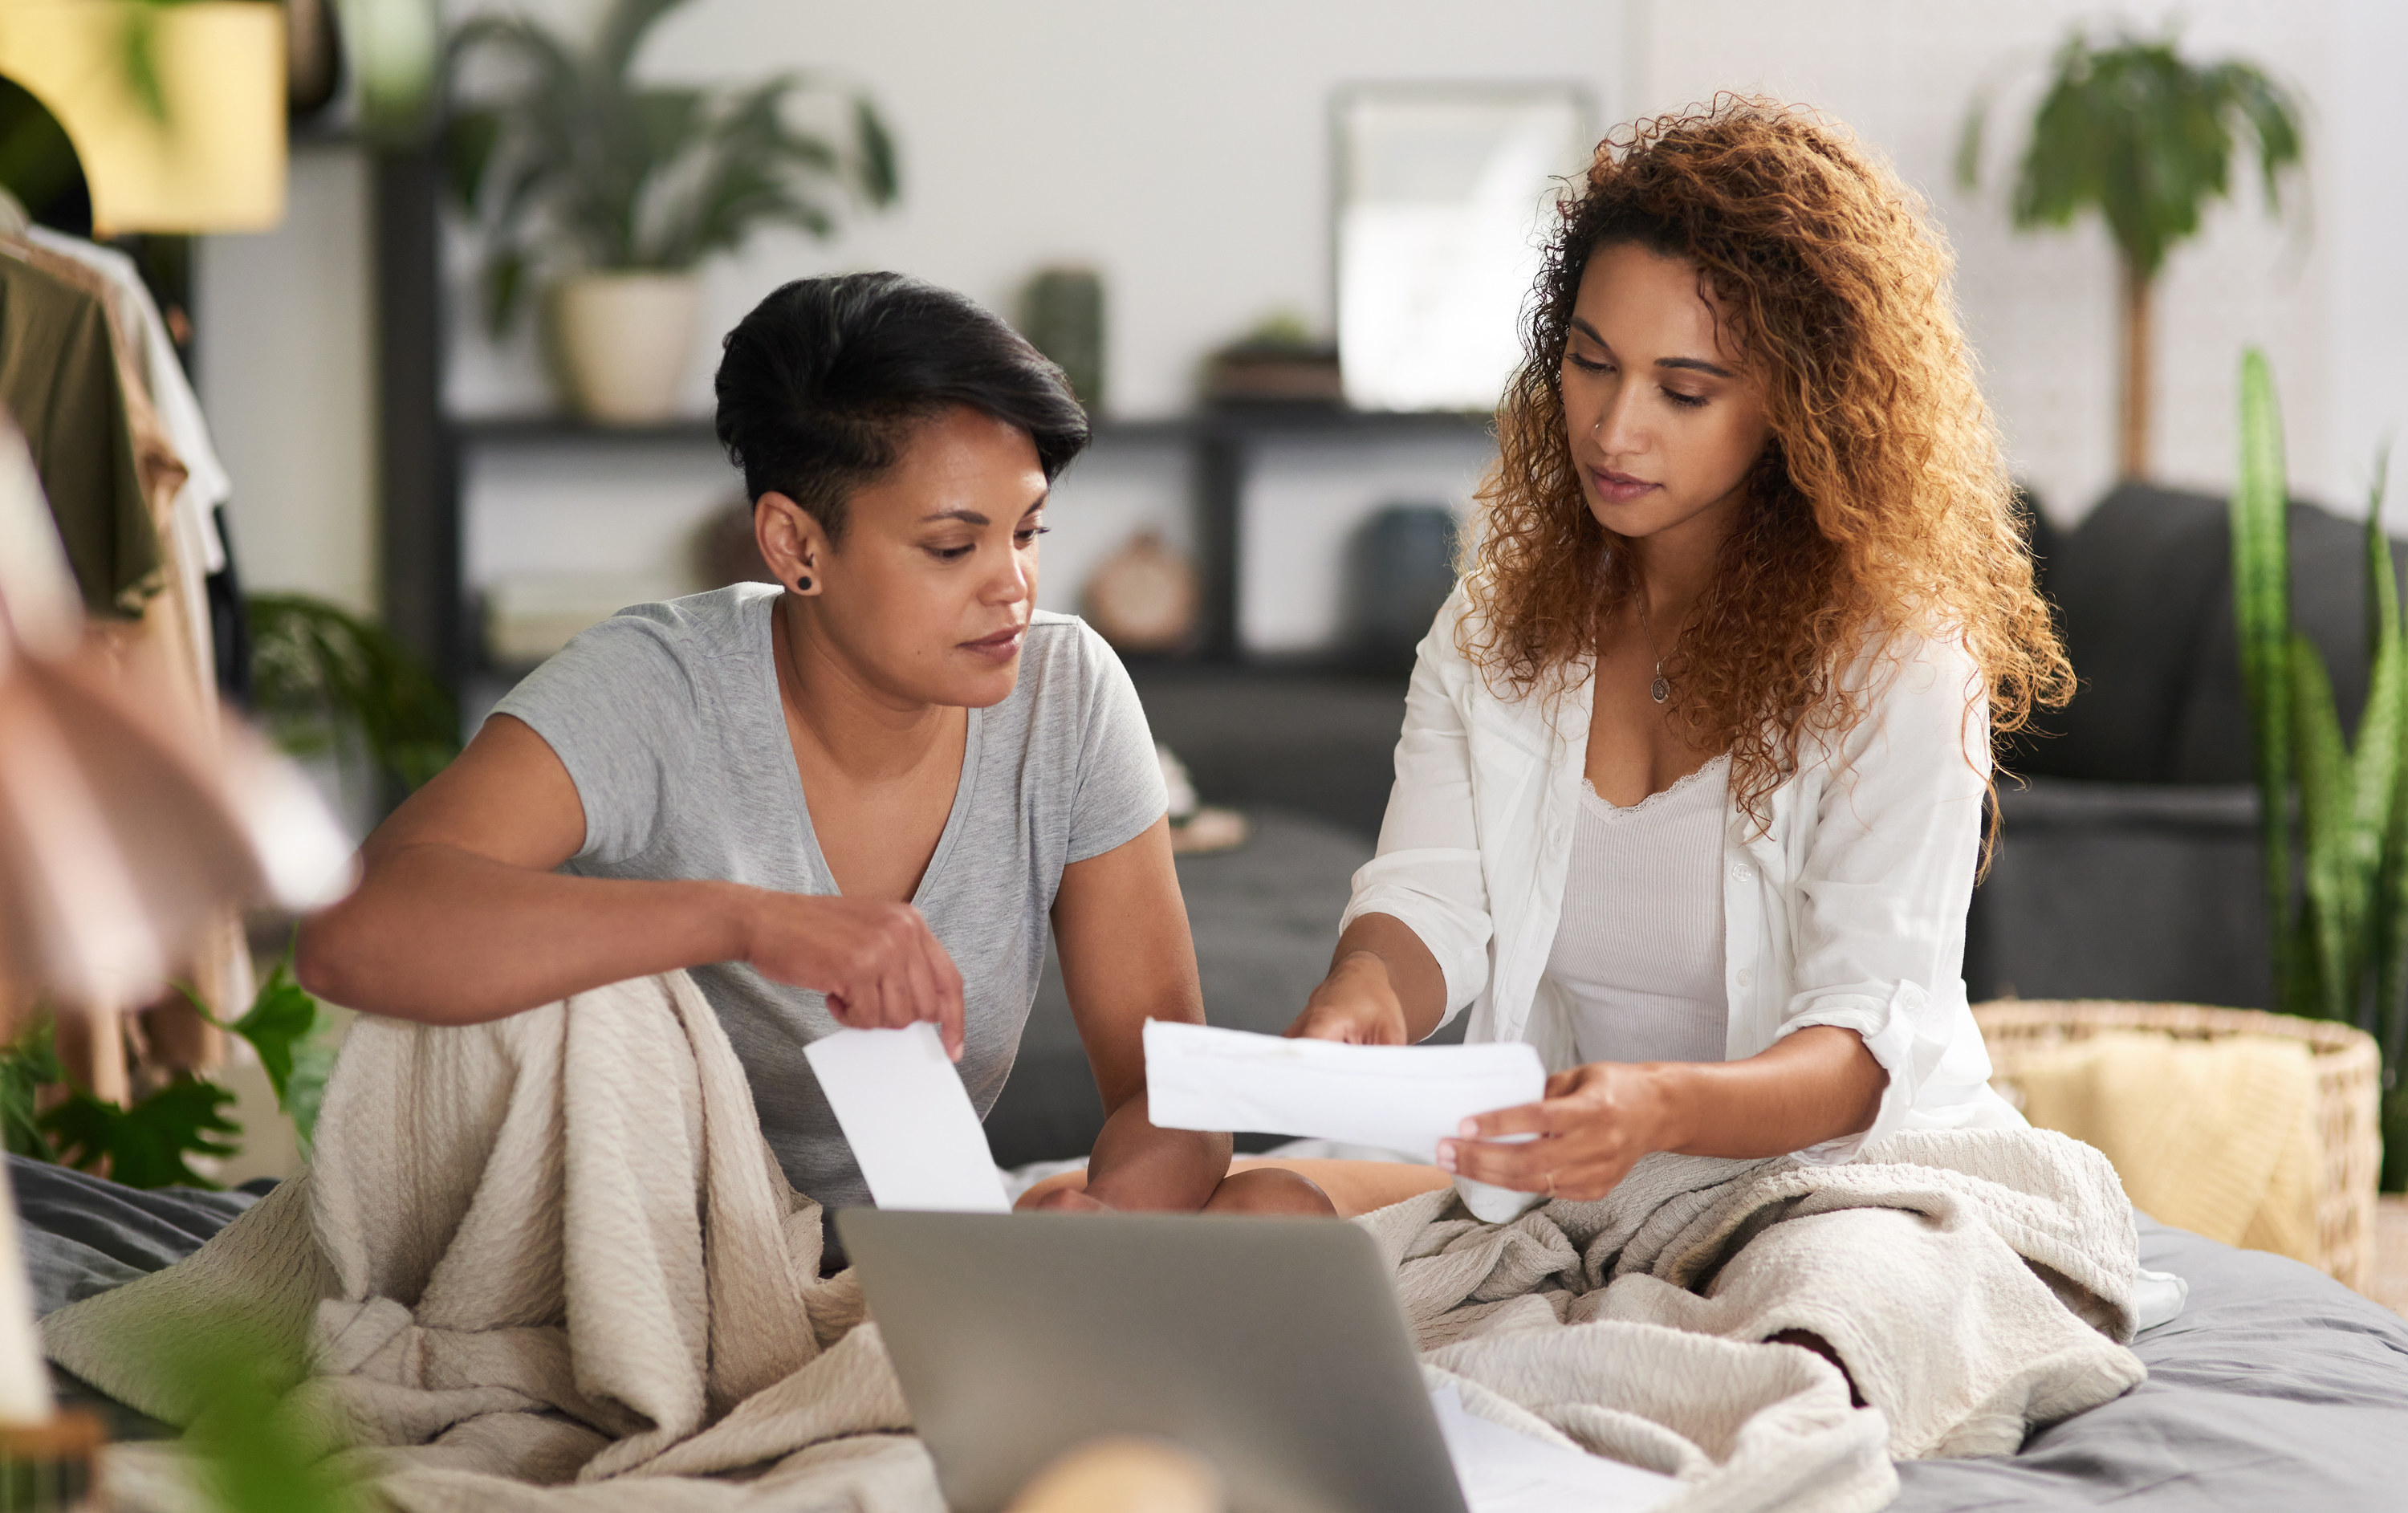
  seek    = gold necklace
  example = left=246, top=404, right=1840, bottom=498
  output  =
left=1634, top=594, right=1670, bottom=704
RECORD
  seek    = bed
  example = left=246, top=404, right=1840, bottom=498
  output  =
left=14, top=1151, right=2408, bottom=1510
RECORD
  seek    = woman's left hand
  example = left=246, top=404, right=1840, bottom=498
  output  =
left=1437, top=1061, right=1675, bottom=1202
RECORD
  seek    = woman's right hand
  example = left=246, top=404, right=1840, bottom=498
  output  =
left=740, top=892, right=966, bottom=1059
left=1284, top=950, right=1412, bottom=1045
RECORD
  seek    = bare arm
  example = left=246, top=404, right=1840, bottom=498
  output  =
left=1283, top=912, right=1450, bottom=1044
left=298, top=715, right=963, bottom=1047
left=1035, top=816, right=1230, bottom=1211
left=1442, top=1027, right=1884, bottom=1200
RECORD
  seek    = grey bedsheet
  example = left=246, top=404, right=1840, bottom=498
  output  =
left=1891, top=1217, right=2408, bottom=1510
left=12, top=1157, right=2407, bottom=1507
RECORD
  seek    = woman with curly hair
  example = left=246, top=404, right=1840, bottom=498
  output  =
left=1288, top=96, right=2071, bottom=1217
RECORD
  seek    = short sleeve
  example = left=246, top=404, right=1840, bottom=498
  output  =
left=490, top=611, right=700, bottom=867
left=1064, top=623, right=1169, bottom=862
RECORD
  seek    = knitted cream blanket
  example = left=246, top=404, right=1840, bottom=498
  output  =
left=43, top=974, right=2144, bottom=1513
left=2007, top=1029, right=2321, bottom=1264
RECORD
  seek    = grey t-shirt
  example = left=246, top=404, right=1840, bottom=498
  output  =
left=493, top=584, right=1167, bottom=1213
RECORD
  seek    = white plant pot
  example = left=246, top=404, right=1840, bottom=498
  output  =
left=551, top=272, right=702, bottom=425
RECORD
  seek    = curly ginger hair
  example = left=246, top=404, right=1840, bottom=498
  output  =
left=1462, top=96, right=2070, bottom=824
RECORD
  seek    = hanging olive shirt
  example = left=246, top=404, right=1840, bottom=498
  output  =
left=0, top=251, right=160, bottom=616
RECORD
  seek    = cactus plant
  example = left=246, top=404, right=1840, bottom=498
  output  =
left=2230, top=350, right=2406, bottom=1186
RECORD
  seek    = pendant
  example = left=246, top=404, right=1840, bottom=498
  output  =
left=1650, top=674, right=1670, bottom=704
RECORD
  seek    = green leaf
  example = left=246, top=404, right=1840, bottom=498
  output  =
left=282, top=1031, right=339, bottom=1162
left=2358, top=639, right=2407, bottom=1043
left=442, top=109, right=503, bottom=212
left=117, top=4, right=169, bottom=124
left=1994, top=28, right=2303, bottom=279
left=2292, top=634, right=2358, bottom=1021
left=42, top=1078, right=240, bottom=1191
left=2368, top=447, right=2398, bottom=663
left=181, top=953, right=339, bottom=1157
left=245, top=594, right=459, bottom=792
left=439, top=1, right=898, bottom=284
left=2365, top=447, right=2408, bottom=1072
left=593, top=0, right=689, bottom=83
left=483, top=251, right=527, bottom=342
left=2232, top=350, right=2297, bottom=1011
left=0, top=1018, right=61, bottom=1161
left=232, top=955, right=339, bottom=1156
left=163, top=1326, right=366, bottom=1513
left=1954, top=92, right=1989, bottom=191
left=856, top=97, right=901, bottom=205
left=228, top=959, right=315, bottom=1107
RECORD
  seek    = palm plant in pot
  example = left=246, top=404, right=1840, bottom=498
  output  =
left=1958, top=28, right=2301, bottom=481
left=443, top=0, right=898, bottom=424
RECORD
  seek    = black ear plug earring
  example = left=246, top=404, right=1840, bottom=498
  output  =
left=795, top=576, right=812, bottom=592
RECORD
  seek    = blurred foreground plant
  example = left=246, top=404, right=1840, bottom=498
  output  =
left=2229, top=351, right=2406, bottom=1186
left=154, top=1317, right=364, bottom=1513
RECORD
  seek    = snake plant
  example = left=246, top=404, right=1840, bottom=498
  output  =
left=2231, top=351, right=2406, bottom=1185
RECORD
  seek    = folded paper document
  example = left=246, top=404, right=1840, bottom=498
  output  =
left=803, top=1023, right=1011, bottom=1213
left=1144, top=1020, right=1547, bottom=1160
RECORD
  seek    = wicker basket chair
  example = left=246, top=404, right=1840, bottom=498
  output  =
left=1971, top=1000, right=2382, bottom=1295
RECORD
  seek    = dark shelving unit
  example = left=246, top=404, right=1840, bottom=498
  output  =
left=377, top=223, right=1495, bottom=696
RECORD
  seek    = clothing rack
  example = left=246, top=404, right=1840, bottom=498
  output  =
left=0, top=193, right=252, bottom=1098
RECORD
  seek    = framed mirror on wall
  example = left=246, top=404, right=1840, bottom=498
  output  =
left=1333, top=83, right=1593, bottom=414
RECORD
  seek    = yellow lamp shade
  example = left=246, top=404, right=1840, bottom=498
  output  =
left=0, top=1, right=286, bottom=234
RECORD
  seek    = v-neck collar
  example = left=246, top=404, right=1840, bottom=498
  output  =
left=754, top=592, right=983, bottom=907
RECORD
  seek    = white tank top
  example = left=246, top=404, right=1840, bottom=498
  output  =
left=1544, top=754, right=1731, bottom=1064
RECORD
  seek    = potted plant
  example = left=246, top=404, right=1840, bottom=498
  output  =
left=2226, top=352, right=2406, bottom=1190
left=442, top=0, right=898, bottom=424
left=1958, top=29, right=2301, bottom=480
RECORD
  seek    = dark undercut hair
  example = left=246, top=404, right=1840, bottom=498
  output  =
left=713, top=272, right=1090, bottom=542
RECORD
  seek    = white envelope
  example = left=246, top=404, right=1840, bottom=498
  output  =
left=803, top=1023, right=1011, bottom=1214
left=1144, top=1020, right=1547, bottom=1161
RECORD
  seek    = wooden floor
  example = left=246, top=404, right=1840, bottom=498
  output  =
left=2375, top=1198, right=2408, bottom=1319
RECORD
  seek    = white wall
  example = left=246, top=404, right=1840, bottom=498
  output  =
left=445, top=0, right=1632, bottom=421
left=197, top=2, right=2406, bottom=651
left=1628, top=0, right=2375, bottom=523
left=196, top=141, right=380, bottom=614
left=443, top=0, right=1632, bottom=650
left=2330, top=0, right=2408, bottom=524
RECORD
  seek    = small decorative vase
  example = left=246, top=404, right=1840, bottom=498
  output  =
left=1083, top=531, right=1197, bottom=653
left=1020, top=266, right=1105, bottom=410
left=551, top=272, right=702, bottom=425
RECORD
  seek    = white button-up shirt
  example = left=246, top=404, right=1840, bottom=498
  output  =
left=1342, top=586, right=2024, bottom=1169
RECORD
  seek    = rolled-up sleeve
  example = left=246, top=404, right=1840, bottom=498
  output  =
left=1777, top=636, right=1997, bottom=1163
left=1340, top=593, right=1496, bottom=1027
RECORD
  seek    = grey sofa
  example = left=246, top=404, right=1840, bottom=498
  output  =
left=1970, top=482, right=2398, bottom=1011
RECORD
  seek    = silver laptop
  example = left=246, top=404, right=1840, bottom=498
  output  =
left=838, top=1209, right=1470, bottom=1513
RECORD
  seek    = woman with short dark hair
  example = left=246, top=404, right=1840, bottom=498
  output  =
left=300, top=271, right=1328, bottom=1229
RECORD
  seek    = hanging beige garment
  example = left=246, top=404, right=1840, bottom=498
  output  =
left=4, top=237, right=246, bottom=1072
